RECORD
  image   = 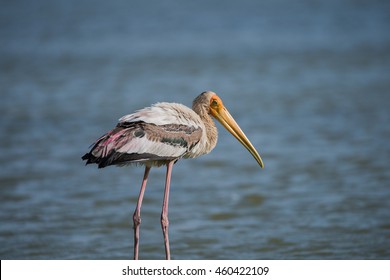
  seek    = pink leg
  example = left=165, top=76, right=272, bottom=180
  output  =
left=161, top=161, right=174, bottom=260
left=133, top=166, right=151, bottom=260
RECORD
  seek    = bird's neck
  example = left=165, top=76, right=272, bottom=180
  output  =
left=200, top=111, right=218, bottom=154
left=192, top=102, right=218, bottom=155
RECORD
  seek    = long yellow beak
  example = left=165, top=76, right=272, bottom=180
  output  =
left=210, top=103, right=264, bottom=168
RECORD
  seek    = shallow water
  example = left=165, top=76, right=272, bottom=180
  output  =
left=1, top=0, right=390, bottom=259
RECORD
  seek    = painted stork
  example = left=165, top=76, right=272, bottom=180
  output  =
left=82, top=91, right=264, bottom=259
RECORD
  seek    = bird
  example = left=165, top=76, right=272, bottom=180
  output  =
left=82, top=91, right=264, bottom=260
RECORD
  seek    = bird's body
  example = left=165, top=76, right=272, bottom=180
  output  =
left=83, top=99, right=217, bottom=168
left=82, top=91, right=264, bottom=259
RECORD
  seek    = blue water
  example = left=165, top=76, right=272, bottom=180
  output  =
left=1, top=0, right=390, bottom=259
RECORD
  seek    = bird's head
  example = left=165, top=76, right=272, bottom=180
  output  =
left=197, top=91, right=264, bottom=168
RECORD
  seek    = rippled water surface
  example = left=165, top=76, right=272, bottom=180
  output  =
left=1, top=0, right=390, bottom=259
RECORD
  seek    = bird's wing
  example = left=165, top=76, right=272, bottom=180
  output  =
left=119, top=102, right=202, bottom=127
left=83, top=103, right=204, bottom=167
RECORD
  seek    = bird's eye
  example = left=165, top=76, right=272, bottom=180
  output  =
left=211, top=99, right=218, bottom=108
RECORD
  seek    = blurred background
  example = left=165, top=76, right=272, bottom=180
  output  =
left=1, top=0, right=389, bottom=259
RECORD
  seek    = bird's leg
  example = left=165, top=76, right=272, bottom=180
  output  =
left=133, top=166, right=151, bottom=260
left=161, top=161, right=174, bottom=260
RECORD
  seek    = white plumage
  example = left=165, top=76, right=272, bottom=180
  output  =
left=119, top=102, right=203, bottom=128
left=117, top=102, right=210, bottom=160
